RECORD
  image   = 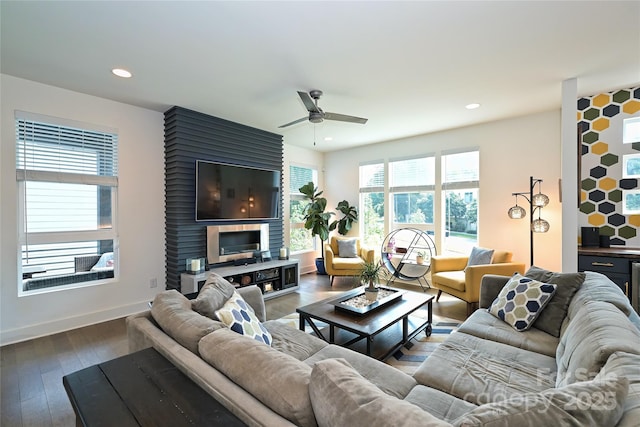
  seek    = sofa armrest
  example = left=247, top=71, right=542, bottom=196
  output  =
left=479, top=274, right=512, bottom=308
left=324, top=243, right=335, bottom=263
left=431, top=255, right=469, bottom=273
left=237, top=285, right=266, bottom=322
left=360, top=246, right=375, bottom=263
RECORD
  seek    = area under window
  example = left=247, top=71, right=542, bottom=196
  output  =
left=289, top=165, right=317, bottom=252
left=16, top=112, right=119, bottom=293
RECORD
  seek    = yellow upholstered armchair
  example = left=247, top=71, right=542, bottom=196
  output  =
left=430, top=250, right=525, bottom=315
left=324, top=236, right=375, bottom=286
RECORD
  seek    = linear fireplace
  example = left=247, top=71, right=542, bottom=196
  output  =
left=206, top=224, right=269, bottom=265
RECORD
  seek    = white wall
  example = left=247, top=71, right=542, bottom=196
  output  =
left=324, top=110, right=563, bottom=272
left=283, top=143, right=324, bottom=274
left=0, top=75, right=165, bottom=345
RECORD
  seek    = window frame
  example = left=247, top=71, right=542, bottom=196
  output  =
left=16, top=111, right=119, bottom=294
left=288, top=164, right=318, bottom=254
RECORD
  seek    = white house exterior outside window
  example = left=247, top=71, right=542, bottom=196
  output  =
left=16, top=111, right=119, bottom=293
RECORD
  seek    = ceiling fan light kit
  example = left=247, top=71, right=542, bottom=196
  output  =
left=279, top=89, right=368, bottom=129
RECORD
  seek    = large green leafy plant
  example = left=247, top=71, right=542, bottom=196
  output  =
left=299, top=182, right=334, bottom=259
left=299, top=182, right=360, bottom=259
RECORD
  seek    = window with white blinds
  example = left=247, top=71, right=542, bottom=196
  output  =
left=15, top=112, right=119, bottom=292
left=389, top=157, right=435, bottom=225
left=289, top=165, right=317, bottom=252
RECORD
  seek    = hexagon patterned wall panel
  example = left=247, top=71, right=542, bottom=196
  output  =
left=578, top=87, right=640, bottom=246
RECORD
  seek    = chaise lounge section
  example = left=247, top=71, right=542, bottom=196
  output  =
left=127, top=269, right=640, bottom=426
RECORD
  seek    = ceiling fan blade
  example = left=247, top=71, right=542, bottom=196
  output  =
left=298, top=91, right=320, bottom=113
left=278, top=116, right=309, bottom=128
left=324, top=112, right=368, bottom=124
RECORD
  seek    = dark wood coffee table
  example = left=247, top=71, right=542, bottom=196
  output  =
left=296, top=286, right=433, bottom=360
left=63, top=347, right=247, bottom=426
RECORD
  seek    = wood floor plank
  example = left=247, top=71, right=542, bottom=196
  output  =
left=14, top=340, right=47, bottom=403
left=50, top=332, right=85, bottom=376
left=41, top=368, right=74, bottom=427
left=20, top=392, right=52, bottom=427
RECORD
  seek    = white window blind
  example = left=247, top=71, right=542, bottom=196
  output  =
left=16, top=112, right=119, bottom=292
left=359, top=162, right=385, bottom=192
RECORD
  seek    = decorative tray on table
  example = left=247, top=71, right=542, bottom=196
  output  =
left=331, top=286, right=405, bottom=316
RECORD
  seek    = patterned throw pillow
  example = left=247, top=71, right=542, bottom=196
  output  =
left=489, top=273, right=557, bottom=332
left=215, top=291, right=272, bottom=345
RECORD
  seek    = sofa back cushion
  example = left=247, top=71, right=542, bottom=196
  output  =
left=556, top=300, right=640, bottom=387
left=309, top=358, right=452, bottom=427
left=199, top=328, right=317, bottom=427
left=150, top=290, right=225, bottom=355
left=567, top=271, right=632, bottom=320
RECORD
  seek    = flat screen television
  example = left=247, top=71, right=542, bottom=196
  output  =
left=196, top=160, right=281, bottom=221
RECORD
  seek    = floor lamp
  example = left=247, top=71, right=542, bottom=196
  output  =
left=507, top=176, right=550, bottom=266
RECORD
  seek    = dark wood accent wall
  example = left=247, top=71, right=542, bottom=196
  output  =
left=164, top=107, right=284, bottom=291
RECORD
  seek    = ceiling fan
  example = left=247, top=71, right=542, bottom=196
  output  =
left=279, top=90, right=368, bottom=128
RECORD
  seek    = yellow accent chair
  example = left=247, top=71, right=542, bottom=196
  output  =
left=430, top=251, right=525, bottom=315
left=324, top=236, right=375, bottom=286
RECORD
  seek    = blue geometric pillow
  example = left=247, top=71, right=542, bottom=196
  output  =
left=489, top=273, right=557, bottom=332
left=215, top=291, right=272, bottom=345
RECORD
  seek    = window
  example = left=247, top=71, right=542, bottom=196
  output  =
left=389, top=157, right=435, bottom=226
left=442, top=150, right=479, bottom=254
left=16, top=112, right=118, bottom=292
left=289, top=165, right=317, bottom=252
left=359, top=162, right=385, bottom=248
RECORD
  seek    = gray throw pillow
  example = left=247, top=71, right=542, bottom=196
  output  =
left=337, top=239, right=358, bottom=258
left=192, top=272, right=237, bottom=319
left=150, top=290, right=225, bottom=355
left=466, top=246, right=494, bottom=269
left=526, top=266, right=585, bottom=337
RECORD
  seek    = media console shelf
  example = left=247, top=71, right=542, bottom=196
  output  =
left=180, top=259, right=299, bottom=300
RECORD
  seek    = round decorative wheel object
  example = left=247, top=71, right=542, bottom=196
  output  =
left=380, top=228, right=436, bottom=289
left=425, top=324, right=432, bottom=337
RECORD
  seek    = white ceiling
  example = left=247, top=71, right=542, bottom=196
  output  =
left=2, top=1, right=639, bottom=152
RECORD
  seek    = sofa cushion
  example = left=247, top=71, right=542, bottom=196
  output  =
left=595, top=351, right=640, bottom=427
left=304, top=344, right=416, bottom=399
left=199, top=328, right=317, bottom=427
left=192, top=272, right=237, bottom=319
left=489, top=273, right=557, bottom=331
left=215, top=291, right=272, bottom=345
left=466, top=246, right=494, bottom=269
left=432, top=270, right=466, bottom=292
left=337, top=238, right=358, bottom=258
left=457, top=310, right=559, bottom=357
left=263, top=320, right=329, bottom=360
left=453, top=375, right=629, bottom=427
left=556, top=300, right=640, bottom=387
left=567, top=271, right=632, bottom=319
left=525, top=266, right=585, bottom=337
left=404, top=385, right=477, bottom=423
left=309, top=358, right=452, bottom=427
left=331, top=257, right=365, bottom=270
left=413, top=332, right=556, bottom=405
left=150, top=290, right=225, bottom=355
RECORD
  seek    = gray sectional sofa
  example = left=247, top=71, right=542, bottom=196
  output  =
left=127, top=270, right=640, bottom=427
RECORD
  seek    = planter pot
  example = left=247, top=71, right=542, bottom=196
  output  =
left=416, top=256, right=424, bottom=265
left=315, top=258, right=327, bottom=275
left=364, top=287, right=379, bottom=302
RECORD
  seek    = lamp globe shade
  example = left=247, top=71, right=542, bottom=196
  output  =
left=508, top=205, right=526, bottom=219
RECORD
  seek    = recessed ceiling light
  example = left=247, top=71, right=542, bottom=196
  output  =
left=112, top=68, right=132, bottom=78
left=324, top=137, right=333, bottom=141
left=465, top=103, right=481, bottom=110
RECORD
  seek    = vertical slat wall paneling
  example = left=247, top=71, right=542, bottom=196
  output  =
left=164, top=107, right=284, bottom=291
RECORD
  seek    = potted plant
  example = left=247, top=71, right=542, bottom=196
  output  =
left=330, top=200, right=358, bottom=236
left=360, top=260, right=382, bottom=301
left=416, top=250, right=425, bottom=265
left=299, top=182, right=335, bottom=275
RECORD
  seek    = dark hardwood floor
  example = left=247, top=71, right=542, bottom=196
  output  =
left=0, top=273, right=468, bottom=427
